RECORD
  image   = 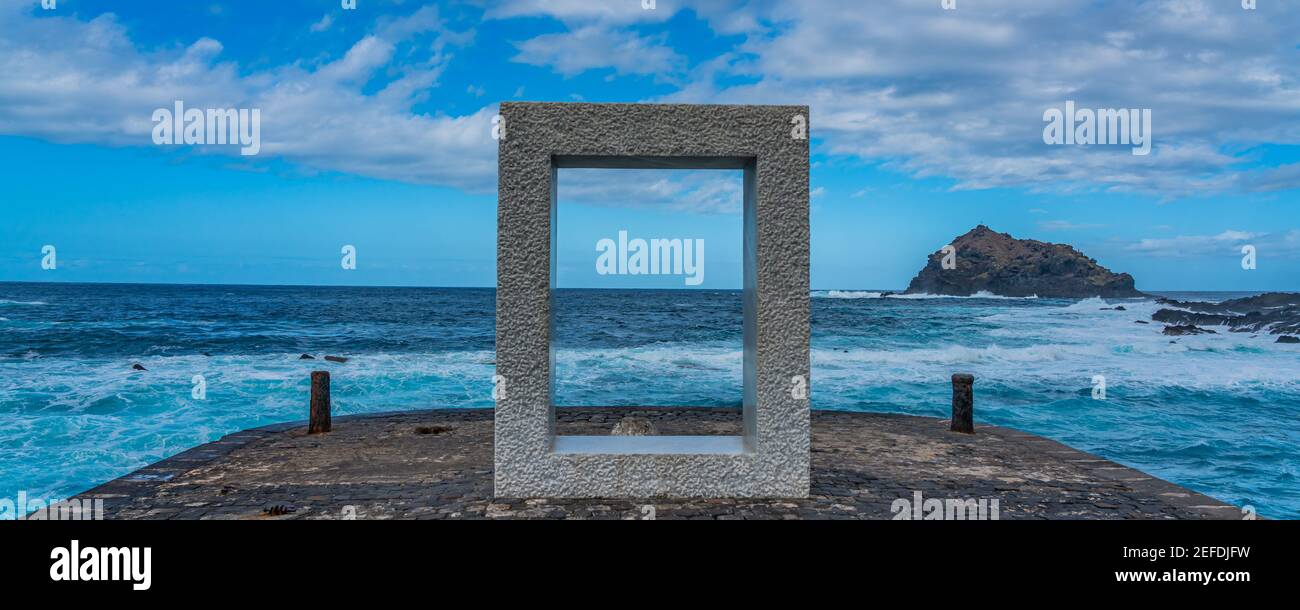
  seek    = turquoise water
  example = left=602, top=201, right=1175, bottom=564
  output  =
left=1, top=283, right=1297, bottom=517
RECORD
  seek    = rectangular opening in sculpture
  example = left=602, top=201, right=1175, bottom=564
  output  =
left=554, top=168, right=743, bottom=415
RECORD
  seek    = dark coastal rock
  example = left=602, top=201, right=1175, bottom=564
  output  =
left=904, top=225, right=1144, bottom=298
left=1134, top=320, right=1149, bottom=324
left=324, top=355, right=349, bottom=363
left=298, top=354, right=315, bottom=360
left=1278, top=336, right=1300, bottom=344
left=1151, top=292, right=1300, bottom=335
left=131, top=363, right=147, bottom=371
left=1156, top=292, right=1300, bottom=313
left=1101, top=305, right=1127, bottom=311
left=1162, top=325, right=1216, bottom=336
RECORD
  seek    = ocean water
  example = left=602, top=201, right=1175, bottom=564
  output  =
left=1, top=283, right=1297, bottom=518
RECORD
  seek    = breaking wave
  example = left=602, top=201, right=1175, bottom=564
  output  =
left=1, top=284, right=1297, bottom=517
left=885, top=290, right=1038, bottom=300
left=813, top=290, right=883, bottom=299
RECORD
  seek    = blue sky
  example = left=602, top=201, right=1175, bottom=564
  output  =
left=1, top=0, right=1298, bottom=291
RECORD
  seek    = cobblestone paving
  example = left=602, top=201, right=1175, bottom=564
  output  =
left=77, top=408, right=1243, bottom=520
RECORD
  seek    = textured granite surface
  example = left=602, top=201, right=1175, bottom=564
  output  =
left=496, top=103, right=810, bottom=497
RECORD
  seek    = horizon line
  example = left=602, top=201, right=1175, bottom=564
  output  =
left=0, top=279, right=1281, bottom=294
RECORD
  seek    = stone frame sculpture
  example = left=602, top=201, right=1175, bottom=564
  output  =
left=495, top=102, right=810, bottom=498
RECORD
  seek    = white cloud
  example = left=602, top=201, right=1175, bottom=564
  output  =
left=0, top=3, right=497, bottom=191
left=487, top=0, right=672, bottom=26
left=511, top=25, right=683, bottom=79
left=1039, top=220, right=1105, bottom=231
left=309, top=14, right=334, bottom=33
left=6, top=0, right=1300, bottom=199
left=1238, top=163, right=1300, bottom=193
left=655, top=0, right=1300, bottom=196
left=490, top=0, right=685, bottom=81
left=559, top=169, right=741, bottom=215
left=1125, top=230, right=1262, bottom=258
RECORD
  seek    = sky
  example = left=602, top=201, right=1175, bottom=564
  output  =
left=1, top=0, right=1298, bottom=291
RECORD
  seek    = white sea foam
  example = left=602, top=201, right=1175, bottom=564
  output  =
left=1061, top=296, right=1110, bottom=310
left=0, top=299, right=47, bottom=306
left=820, top=297, right=1299, bottom=392
left=812, top=290, right=1042, bottom=300
left=4, top=287, right=1297, bottom=518
left=814, top=290, right=883, bottom=299
left=886, top=291, right=1038, bottom=300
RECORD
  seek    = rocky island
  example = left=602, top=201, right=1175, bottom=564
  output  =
left=904, top=225, right=1145, bottom=298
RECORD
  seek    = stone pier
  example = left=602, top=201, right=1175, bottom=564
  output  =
left=72, top=407, right=1243, bottom=520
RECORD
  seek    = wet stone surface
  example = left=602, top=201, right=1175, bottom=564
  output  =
left=75, top=407, right=1242, bottom=520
